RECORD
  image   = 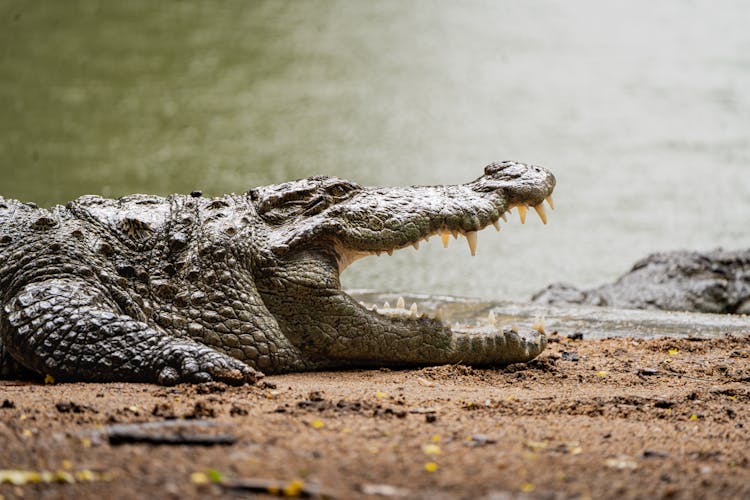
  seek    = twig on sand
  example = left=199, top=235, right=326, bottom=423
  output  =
left=103, top=420, right=237, bottom=446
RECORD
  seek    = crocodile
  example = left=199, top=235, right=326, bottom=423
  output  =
left=532, top=249, right=750, bottom=314
left=0, top=161, right=555, bottom=385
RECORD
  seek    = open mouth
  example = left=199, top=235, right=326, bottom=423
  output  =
left=333, top=197, right=554, bottom=335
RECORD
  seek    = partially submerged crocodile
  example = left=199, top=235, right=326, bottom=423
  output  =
left=532, top=249, right=750, bottom=314
left=0, top=161, right=555, bottom=385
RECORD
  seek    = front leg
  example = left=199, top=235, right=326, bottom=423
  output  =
left=1, top=279, right=261, bottom=385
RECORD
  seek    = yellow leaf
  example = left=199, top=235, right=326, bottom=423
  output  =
left=0, top=470, right=36, bottom=485
left=81, top=438, right=92, bottom=448
left=422, top=444, right=441, bottom=455
left=668, top=349, right=679, bottom=356
left=689, top=414, right=698, bottom=421
left=21, top=429, right=32, bottom=438
left=61, top=460, right=72, bottom=470
left=596, top=371, right=609, bottom=378
left=44, top=374, right=55, bottom=385
left=521, top=483, right=535, bottom=493
left=283, top=479, right=305, bottom=496
left=424, top=462, right=438, bottom=472
left=54, top=471, right=75, bottom=483
left=190, top=472, right=209, bottom=484
left=375, top=391, right=388, bottom=399
left=430, top=435, right=441, bottom=443
left=310, top=419, right=325, bottom=429
left=75, top=470, right=96, bottom=482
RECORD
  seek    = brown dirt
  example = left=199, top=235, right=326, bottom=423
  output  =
left=2, top=333, right=749, bottom=499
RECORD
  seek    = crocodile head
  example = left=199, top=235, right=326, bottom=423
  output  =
left=249, top=161, right=556, bottom=369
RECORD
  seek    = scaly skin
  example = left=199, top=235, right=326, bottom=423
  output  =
left=0, top=161, right=555, bottom=385
left=532, top=249, right=750, bottom=314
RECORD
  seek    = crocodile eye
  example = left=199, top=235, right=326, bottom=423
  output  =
left=330, top=185, right=348, bottom=197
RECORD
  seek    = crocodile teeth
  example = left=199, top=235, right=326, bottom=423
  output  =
left=492, top=220, right=501, bottom=232
left=396, top=296, right=405, bottom=309
left=500, top=213, right=508, bottom=222
left=488, top=310, right=497, bottom=326
left=409, top=303, right=418, bottom=317
left=387, top=249, right=394, bottom=256
left=533, top=204, right=547, bottom=224
left=441, top=231, right=450, bottom=248
left=546, top=195, right=555, bottom=210
left=412, top=241, right=420, bottom=250
left=466, top=231, right=478, bottom=256
left=383, top=301, right=390, bottom=309
left=517, top=205, right=527, bottom=224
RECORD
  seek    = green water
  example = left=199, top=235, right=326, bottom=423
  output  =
left=2, top=1, right=749, bottom=299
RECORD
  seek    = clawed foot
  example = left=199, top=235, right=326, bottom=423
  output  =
left=156, top=344, right=263, bottom=386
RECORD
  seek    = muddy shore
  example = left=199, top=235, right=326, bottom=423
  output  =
left=1, top=333, right=749, bottom=499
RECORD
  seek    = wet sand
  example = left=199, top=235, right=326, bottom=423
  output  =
left=1, top=333, right=749, bottom=499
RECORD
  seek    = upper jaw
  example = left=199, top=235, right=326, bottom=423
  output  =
left=272, top=161, right=555, bottom=267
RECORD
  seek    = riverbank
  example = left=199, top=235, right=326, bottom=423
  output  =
left=2, top=333, right=749, bottom=499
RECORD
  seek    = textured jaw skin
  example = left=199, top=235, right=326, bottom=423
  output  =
left=1, top=161, right=555, bottom=384
left=257, top=161, right=555, bottom=370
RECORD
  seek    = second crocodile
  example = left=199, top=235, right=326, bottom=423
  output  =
left=532, top=249, right=750, bottom=314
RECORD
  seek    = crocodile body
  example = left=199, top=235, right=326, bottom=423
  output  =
left=532, top=249, right=750, bottom=314
left=0, top=161, right=555, bottom=385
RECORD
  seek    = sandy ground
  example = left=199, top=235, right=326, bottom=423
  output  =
left=1, top=333, right=749, bottom=499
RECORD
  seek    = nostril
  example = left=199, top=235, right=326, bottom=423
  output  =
left=484, top=161, right=515, bottom=175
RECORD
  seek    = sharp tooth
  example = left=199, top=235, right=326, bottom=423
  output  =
left=517, top=205, right=527, bottom=224
left=434, top=310, right=443, bottom=321
left=546, top=195, right=555, bottom=210
left=412, top=241, right=420, bottom=250
left=396, top=296, right=405, bottom=309
left=533, top=204, right=547, bottom=224
left=452, top=230, right=458, bottom=239
left=488, top=311, right=496, bottom=326
left=409, top=303, right=418, bottom=317
left=387, top=249, right=394, bottom=256
left=383, top=301, right=390, bottom=309
left=492, top=220, right=501, bottom=232
left=501, top=213, right=508, bottom=222
left=441, top=230, right=450, bottom=248
left=466, top=231, right=478, bottom=256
